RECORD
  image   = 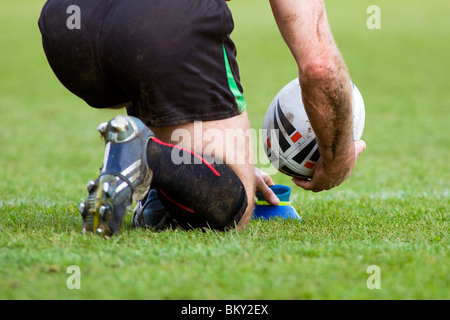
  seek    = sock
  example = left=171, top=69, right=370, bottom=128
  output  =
left=145, top=138, right=248, bottom=230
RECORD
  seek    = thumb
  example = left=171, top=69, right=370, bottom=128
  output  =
left=292, top=177, right=313, bottom=191
left=354, top=140, right=366, bottom=158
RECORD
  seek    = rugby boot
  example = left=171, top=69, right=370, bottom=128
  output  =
left=78, top=115, right=153, bottom=236
left=132, top=189, right=178, bottom=230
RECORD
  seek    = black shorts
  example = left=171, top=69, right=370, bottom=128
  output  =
left=38, top=0, right=246, bottom=127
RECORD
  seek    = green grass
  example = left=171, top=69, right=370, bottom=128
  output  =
left=0, top=0, right=448, bottom=299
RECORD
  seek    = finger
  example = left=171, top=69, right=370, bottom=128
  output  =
left=292, top=177, right=313, bottom=190
left=354, top=140, right=366, bottom=157
left=258, top=182, right=280, bottom=205
left=292, top=177, right=326, bottom=192
left=262, top=172, right=275, bottom=187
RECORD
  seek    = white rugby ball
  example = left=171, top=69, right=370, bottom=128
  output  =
left=262, top=78, right=365, bottom=178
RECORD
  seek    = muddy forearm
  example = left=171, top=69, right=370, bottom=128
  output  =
left=299, top=58, right=354, bottom=165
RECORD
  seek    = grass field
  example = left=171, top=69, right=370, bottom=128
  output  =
left=0, top=0, right=448, bottom=300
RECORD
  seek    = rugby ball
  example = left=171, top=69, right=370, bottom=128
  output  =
left=262, top=78, right=365, bottom=178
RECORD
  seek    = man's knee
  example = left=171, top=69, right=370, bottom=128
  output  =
left=150, top=111, right=256, bottom=230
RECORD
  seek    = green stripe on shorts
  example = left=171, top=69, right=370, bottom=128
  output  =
left=223, top=45, right=246, bottom=112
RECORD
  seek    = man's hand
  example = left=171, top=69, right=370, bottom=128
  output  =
left=293, top=140, right=366, bottom=192
left=270, top=0, right=364, bottom=193
left=254, top=167, right=280, bottom=205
